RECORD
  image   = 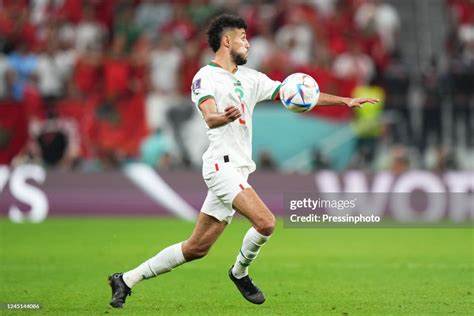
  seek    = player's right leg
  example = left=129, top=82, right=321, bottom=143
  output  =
left=182, top=212, right=227, bottom=261
left=108, top=213, right=226, bottom=308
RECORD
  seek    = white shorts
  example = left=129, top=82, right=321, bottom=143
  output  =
left=201, top=162, right=252, bottom=223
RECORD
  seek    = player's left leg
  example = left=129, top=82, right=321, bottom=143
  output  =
left=228, top=187, right=276, bottom=304
left=203, top=164, right=274, bottom=304
left=231, top=188, right=275, bottom=278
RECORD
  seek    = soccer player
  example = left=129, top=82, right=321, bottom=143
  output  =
left=108, top=14, right=379, bottom=308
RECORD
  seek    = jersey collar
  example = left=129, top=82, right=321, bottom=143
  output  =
left=209, top=60, right=238, bottom=74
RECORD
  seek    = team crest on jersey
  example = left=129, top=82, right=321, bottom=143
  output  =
left=192, top=78, right=201, bottom=95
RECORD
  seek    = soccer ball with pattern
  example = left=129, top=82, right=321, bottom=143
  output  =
left=279, top=73, right=320, bottom=113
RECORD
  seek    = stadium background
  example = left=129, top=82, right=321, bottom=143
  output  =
left=0, top=0, right=472, bottom=314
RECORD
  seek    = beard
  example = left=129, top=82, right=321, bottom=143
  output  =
left=230, top=49, right=247, bottom=66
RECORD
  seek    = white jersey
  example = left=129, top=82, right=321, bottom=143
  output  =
left=191, top=61, right=281, bottom=173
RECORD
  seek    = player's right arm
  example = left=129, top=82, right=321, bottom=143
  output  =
left=199, top=99, right=241, bottom=129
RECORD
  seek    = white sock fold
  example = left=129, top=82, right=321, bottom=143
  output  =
left=122, top=242, right=186, bottom=288
left=232, top=227, right=271, bottom=279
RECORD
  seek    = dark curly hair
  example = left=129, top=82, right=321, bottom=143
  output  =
left=207, top=14, right=247, bottom=53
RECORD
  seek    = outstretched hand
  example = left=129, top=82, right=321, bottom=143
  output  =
left=347, top=98, right=380, bottom=108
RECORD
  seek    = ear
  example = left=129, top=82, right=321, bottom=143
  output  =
left=222, top=34, right=231, bottom=48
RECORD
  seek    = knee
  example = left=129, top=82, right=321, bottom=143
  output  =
left=182, top=241, right=210, bottom=261
left=255, top=213, right=276, bottom=236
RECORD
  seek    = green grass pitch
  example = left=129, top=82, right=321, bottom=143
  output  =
left=0, top=218, right=472, bottom=315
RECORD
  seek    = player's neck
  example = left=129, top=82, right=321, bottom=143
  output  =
left=213, top=53, right=237, bottom=74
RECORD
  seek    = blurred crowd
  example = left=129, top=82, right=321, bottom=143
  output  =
left=0, top=0, right=472, bottom=172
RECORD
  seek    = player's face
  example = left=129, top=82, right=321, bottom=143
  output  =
left=228, top=28, right=249, bottom=65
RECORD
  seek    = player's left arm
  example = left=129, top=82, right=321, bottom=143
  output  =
left=316, top=93, right=380, bottom=108
left=256, top=72, right=281, bottom=103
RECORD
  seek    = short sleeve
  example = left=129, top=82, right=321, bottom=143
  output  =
left=256, top=71, right=281, bottom=103
left=191, top=73, right=215, bottom=108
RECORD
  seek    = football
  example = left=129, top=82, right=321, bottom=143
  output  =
left=279, top=73, right=320, bottom=113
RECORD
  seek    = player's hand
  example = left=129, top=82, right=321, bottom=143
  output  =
left=347, top=98, right=380, bottom=108
left=224, top=105, right=241, bottom=122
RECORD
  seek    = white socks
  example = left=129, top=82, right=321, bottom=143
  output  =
left=122, top=242, right=186, bottom=288
left=232, top=227, right=271, bottom=279
left=122, top=228, right=271, bottom=288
